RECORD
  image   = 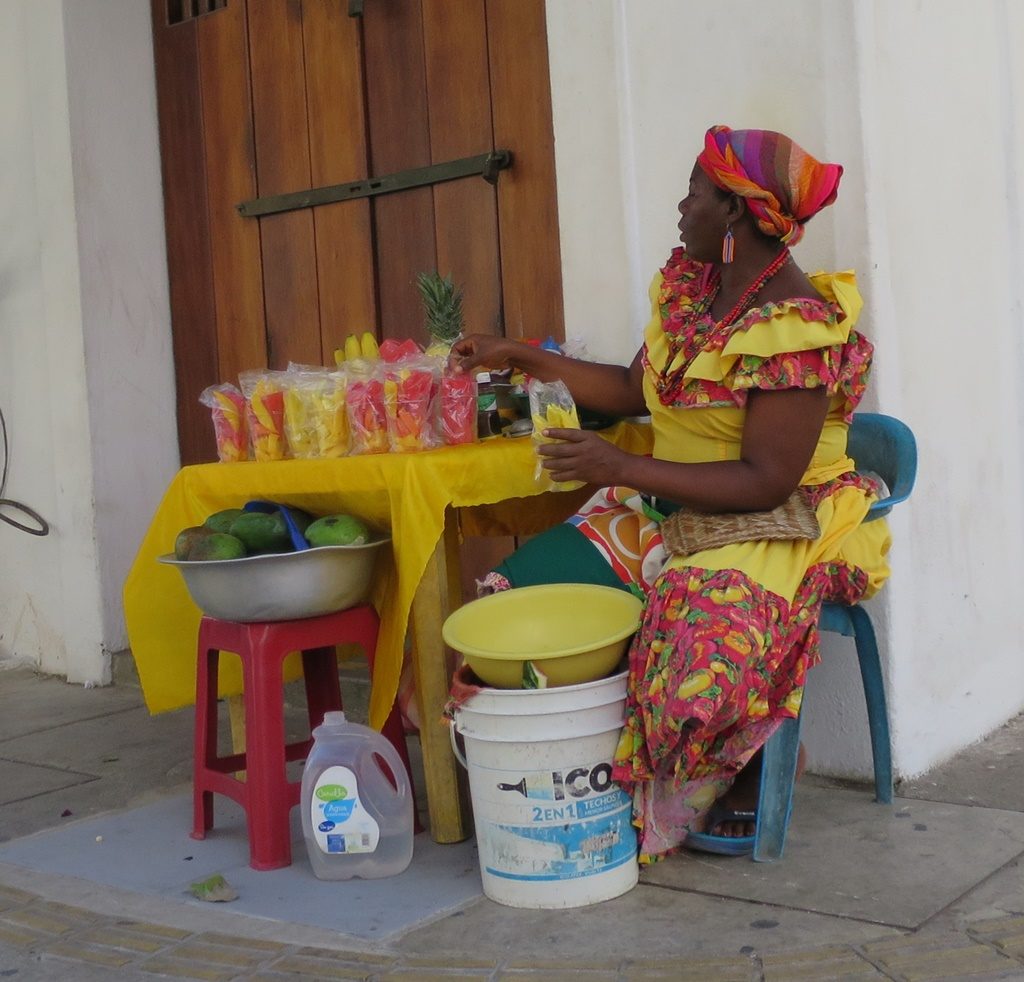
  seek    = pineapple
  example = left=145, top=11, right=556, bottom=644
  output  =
left=416, top=271, right=464, bottom=355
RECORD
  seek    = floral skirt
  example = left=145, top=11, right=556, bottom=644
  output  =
left=485, top=477, right=891, bottom=860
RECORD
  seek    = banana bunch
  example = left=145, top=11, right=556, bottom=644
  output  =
left=334, top=331, right=380, bottom=367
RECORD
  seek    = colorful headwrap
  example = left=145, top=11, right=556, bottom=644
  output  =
left=697, top=125, right=843, bottom=246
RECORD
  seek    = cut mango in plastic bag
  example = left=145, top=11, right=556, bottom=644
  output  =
left=531, top=400, right=583, bottom=491
left=531, top=402, right=580, bottom=435
left=314, top=381, right=349, bottom=457
left=283, top=387, right=319, bottom=459
left=208, top=388, right=246, bottom=462
left=248, top=382, right=287, bottom=462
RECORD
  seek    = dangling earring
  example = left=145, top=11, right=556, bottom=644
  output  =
left=721, top=225, right=735, bottom=264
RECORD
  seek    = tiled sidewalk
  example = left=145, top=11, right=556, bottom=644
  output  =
left=3, top=881, right=1024, bottom=980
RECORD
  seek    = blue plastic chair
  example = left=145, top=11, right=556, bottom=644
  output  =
left=750, top=413, right=917, bottom=861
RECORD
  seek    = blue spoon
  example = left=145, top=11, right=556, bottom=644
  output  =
left=242, top=500, right=310, bottom=551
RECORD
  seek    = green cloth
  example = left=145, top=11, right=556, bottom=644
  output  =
left=493, top=522, right=631, bottom=592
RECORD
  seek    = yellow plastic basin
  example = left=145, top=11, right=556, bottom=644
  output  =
left=441, top=583, right=643, bottom=688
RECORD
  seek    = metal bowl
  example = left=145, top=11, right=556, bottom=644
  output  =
left=158, top=538, right=390, bottom=623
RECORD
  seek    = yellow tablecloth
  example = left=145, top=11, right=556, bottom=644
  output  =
left=123, top=423, right=653, bottom=729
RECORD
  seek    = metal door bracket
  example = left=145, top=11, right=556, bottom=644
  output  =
left=237, top=149, right=513, bottom=219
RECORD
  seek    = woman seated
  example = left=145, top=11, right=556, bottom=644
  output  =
left=447, top=125, right=891, bottom=862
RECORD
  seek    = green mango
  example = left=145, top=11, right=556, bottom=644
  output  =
left=188, top=532, right=246, bottom=561
left=305, top=514, right=370, bottom=547
left=228, top=511, right=292, bottom=553
left=174, top=525, right=215, bottom=561
left=203, top=508, right=246, bottom=534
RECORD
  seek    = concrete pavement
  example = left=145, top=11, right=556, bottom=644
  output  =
left=2, top=663, right=1024, bottom=981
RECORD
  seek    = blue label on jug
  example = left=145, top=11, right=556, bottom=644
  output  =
left=310, top=765, right=380, bottom=856
left=323, top=799, right=356, bottom=822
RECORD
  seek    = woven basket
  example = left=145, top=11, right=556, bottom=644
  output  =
left=660, top=490, right=821, bottom=557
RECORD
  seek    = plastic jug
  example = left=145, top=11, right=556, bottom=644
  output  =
left=300, top=711, right=414, bottom=880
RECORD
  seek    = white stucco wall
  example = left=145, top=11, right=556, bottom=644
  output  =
left=547, top=0, right=1024, bottom=780
left=0, top=0, right=176, bottom=681
left=63, top=0, right=179, bottom=653
left=848, top=0, right=1024, bottom=778
left=0, top=2, right=101, bottom=679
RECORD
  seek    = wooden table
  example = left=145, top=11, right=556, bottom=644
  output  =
left=123, top=423, right=652, bottom=843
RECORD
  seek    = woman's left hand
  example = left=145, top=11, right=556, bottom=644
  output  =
left=537, top=428, right=630, bottom=486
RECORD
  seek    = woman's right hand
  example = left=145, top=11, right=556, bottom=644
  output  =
left=447, top=334, right=520, bottom=375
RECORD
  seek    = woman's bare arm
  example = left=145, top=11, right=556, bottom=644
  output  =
left=448, top=335, right=648, bottom=418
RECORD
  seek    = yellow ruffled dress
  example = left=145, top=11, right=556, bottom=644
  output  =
left=568, top=249, right=891, bottom=859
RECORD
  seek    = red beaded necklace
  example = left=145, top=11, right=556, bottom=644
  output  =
left=656, top=247, right=791, bottom=403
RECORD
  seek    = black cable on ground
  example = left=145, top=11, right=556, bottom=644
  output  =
left=0, top=404, right=50, bottom=536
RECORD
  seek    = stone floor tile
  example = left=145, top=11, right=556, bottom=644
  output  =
left=271, top=953, right=378, bottom=979
left=493, top=971, right=618, bottom=982
left=970, top=915, right=1024, bottom=935
left=0, top=920, right=48, bottom=949
left=34, top=897, right=104, bottom=921
left=136, top=955, right=241, bottom=981
left=621, top=954, right=754, bottom=980
left=109, top=919, right=193, bottom=940
left=401, top=952, right=499, bottom=969
left=44, top=939, right=136, bottom=968
left=0, top=883, right=35, bottom=910
left=862, top=934, right=966, bottom=956
left=77, top=923, right=178, bottom=953
left=295, top=945, right=396, bottom=964
left=762, top=943, right=885, bottom=979
left=621, top=972, right=750, bottom=982
left=381, top=973, right=494, bottom=982
left=0, top=903, right=84, bottom=935
left=0, top=757, right=96, bottom=806
left=969, top=914, right=1024, bottom=955
left=867, top=940, right=1018, bottom=981
left=170, top=939, right=271, bottom=968
left=194, top=930, right=288, bottom=953
left=503, top=955, right=616, bottom=971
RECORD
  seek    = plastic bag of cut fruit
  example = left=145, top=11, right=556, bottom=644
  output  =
left=383, top=358, right=440, bottom=453
left=438, top=369, right=477, bottom=446
left=281, top=368, right=326, bottom=459
left=346, top=367, right=389, bottom=455
left=281, top=363, right=350, bottom=459
left=199, top=383, right=248, bottom=463
left=239, top=370, right=290, bottom=462
left=314, top=372, right=349, bottom=458
left=528, top=378, right=583, bottom=492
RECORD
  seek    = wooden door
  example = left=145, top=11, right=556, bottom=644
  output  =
left=151, top=0, right=564, bottom=467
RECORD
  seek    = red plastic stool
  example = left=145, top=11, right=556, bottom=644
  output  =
left=191, top=604, right=419, bottom=870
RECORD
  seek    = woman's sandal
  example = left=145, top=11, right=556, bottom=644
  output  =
left=684, top=803, right=757, bottom=857
left=685, top=737, right=804, bottom=857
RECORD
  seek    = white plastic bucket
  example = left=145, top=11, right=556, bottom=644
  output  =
left=452, top=670, right=638, bottom=909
